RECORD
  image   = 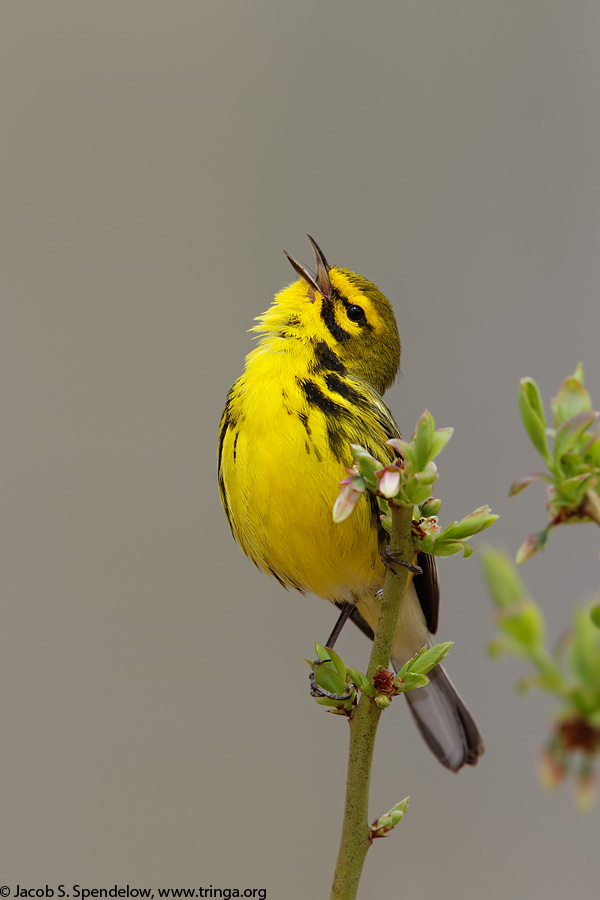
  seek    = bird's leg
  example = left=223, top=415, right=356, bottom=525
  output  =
left=381, top=544, right=422, bottom=576
left=324, top=602, right=354, bottom=649
left=309, top=603, right=355, bottom=701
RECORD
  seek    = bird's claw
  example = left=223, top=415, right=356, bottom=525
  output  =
left=381, top=545, right=423, bottom=575
left=309, top=665, right=353, bottom=702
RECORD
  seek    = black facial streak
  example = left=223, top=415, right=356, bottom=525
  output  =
left=313, top=341, right=346, bottom=374
left=320, top=299, right=351, bottom=343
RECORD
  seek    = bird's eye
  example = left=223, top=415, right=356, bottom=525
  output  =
left=346, top=304, right=366, bottom=323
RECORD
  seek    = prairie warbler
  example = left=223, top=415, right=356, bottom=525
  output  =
left=218, top=237, right=483, bottom=771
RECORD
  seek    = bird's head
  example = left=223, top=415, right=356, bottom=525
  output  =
left=254, top=236, right=401, bottom=396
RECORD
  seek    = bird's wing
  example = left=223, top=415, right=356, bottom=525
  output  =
left=352, top=382, right=441, bottom=636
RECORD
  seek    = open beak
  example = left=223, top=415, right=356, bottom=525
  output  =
left=284, top=235, right=332, bottom=302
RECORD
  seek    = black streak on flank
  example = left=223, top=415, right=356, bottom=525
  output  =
left=368, top=490, right=388, bottom=545
left=267, top=565, right=306, bottom=594
left=313, top=341, right=346, bottom=374
left=326, top=420, right=347, bottom=459
left=282, top=388, right=293, bottom=415
left=217, top=388, right=237, bottom=472
left=217, top=414, right=229, bottom=473
left=218, top=473, right=233, bottom=533
left=299, top=379, right=345, bottom=418
left=300, top=413, right=322, bottom=460
left=267, top=566, right=289, bottom=589
left=324, top=372, right=363, bottom=405
left=232, top=431, right=239, bottom=463
left=375, top=409, right=399, bottom=440
left=298, top=411, right=311, bottom=437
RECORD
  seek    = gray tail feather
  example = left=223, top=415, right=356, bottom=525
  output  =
left=404, top=664, right=484, bottom=772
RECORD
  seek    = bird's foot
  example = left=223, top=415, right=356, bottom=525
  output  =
left=381, top=545, right=422, bottom=576
left=309, top=664, right=353, bottom=702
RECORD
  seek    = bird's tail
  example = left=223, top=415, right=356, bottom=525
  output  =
left=355, top=586, right=483, bottom=771
left=402, top=662, right=484, bottom=771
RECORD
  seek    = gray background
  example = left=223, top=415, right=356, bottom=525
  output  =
left=2, top=2, right=600, bottom=897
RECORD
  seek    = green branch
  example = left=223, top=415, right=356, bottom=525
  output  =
left=330, top=502, right=414, bottom=900
left=313, top=411, right=497, bottom=895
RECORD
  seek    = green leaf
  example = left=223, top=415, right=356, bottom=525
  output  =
left=386, top=438, right=414, bottom=467
left=558, top=452, right=586, bottom=480
left=346, top=667, right=374, bottom=696
left=551, top=372, right=592, bottom=427
left=553, top=411, right=598, bottom=465
left=413, top=461, right=438, bottom=486
left=515, top=531, right=547, bottom=565
left=312, top=643, right=347, bottom=695
left=497, top=600, right=545, bottom=652
left=402, top=642, right=453, bottom=676
left=420, top=497, right=441, bottom=517
left=487, top=637, right=508, bottom=659
left=413, top=410, right=435, bottom=473
left=438, top=506, right=498, bottom=540
left=556, top=471, right=595, bottom=505
left=508, top=471, right=552, bottom=497
left=395, top=672, right=430, bottom=691
left=582, top=434, right=600, bottom=469
left=519, top=378, right=551, bottom=462
left=350, top=445, right=382, bottom=490
left=480, top=549, right=529, bottom=609
left=429, top=538, right=469, bottom=557
left=429, top=427, right=454, bottom=460
left=379, top=514, right=392, bottom=533
left=314, top=642, right=331, bottom=663
left=570, top=607, right=600, bottom=687
left=414, top=534, right=434, bottom=554
left=402, top=478, right=432, bottom=506
left=590, top=606, right=600, bottom=629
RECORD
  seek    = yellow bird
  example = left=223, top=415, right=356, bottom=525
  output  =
left=218, top=237, right=483, bottom=771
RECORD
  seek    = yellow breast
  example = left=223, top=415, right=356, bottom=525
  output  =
left=219, top=360, right=388, bottom=605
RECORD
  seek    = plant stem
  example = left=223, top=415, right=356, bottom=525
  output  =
left=330, top=502, right=415, bottom=900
